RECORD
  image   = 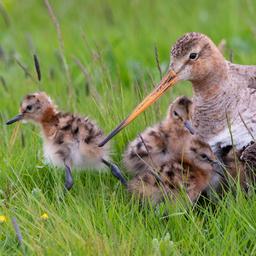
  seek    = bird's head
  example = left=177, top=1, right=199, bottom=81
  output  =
left=167, top=96, right=194, bottom=134
left=98, top=32, right=225, bottom=147
left=170, top=32, right=224, bottom=82
left=183, top=136, right=217, bottom=173
left=6, top=92, right=57, bottom=125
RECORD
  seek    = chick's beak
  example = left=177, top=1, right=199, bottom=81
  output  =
left=212, top=160, right=225, bottom=179
left=184, top=120, right=195, bottom=135
left=6, top=114, right=23, bottom=125
left=99, top=69, right=178, bottom=147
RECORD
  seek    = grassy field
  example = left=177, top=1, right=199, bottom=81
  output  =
left=1, top=0, right=256, bottom=255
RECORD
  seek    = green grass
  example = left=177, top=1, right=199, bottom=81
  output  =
left=1, top=0, right=256, bottom=255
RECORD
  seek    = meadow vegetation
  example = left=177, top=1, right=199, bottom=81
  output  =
left=0, top=0, right=256, bottom=254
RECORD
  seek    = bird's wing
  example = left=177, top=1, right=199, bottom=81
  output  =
left=228, top=62, right=256, bottom=89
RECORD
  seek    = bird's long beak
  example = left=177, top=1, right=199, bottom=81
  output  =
left=99, top=69, right=178, bottom=147
left=184, top=120, right=195, bottom=135
left=6, top=114, right=23, bottom=125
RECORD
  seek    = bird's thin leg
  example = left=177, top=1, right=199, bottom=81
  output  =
left=101, top=159, right=127, bottom=187
left=64, top=161, right=73, bottom=191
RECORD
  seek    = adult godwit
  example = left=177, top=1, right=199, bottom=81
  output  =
left=99, top=32, right=256, bottom=152
left=6, top=92, right=127, bottom=190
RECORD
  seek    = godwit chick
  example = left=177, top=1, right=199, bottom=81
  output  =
left=6, top=92, right=127, bottom=190
left=99, top=32, right=256, bottom=154
left=124, top=96, right=194, bottom=175
left=128, top=135, right=218, bottom=204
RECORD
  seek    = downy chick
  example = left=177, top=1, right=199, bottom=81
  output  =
left=6, top=92, right=127, bottom=190
left=128, top=135, right=218, bottom=205
left=124, top=96, right=194, bottom=175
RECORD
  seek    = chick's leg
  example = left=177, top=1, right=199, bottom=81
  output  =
left=64, top=161, right=73, bottom=191
left=101, top=158, right=127, bottom=187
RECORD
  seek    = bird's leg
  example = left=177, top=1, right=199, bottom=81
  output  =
left=64, top=161, right=73, bottom=191
left=101, top=159, right=127, bottom=187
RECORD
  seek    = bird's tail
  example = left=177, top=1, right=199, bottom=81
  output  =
left=101, top=158, right=127, bottom=187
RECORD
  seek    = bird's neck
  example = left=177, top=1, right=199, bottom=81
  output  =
left=191, top=62, right=232, bottom=142
left=40, top=107, right=59, bottom=137
left=192, top=61, right=228, bottom=100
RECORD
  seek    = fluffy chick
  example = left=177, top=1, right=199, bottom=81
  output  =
left=128, top=135, right=218, bottom=205
left=124, top=96, right=194, bottom=175
left=6, top=92, right=126, bottom=190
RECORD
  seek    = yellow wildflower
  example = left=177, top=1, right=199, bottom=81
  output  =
left=0, top=215, right=7, bottom=223
left=40, top=213, right=49, bottom=220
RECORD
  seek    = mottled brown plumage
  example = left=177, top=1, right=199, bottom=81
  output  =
left=240, top=142, right=256, bottom=166
left=240, top=142, right=256, bottom=184
left=216, top=145, right=247, bottom=192
left=124, top=96, right=193, bottom=175
left=128, top=135, right=218, bottom=204
left=6, top=92, right=126, bottom=190
left=213, top=141, right=256, bottom=194
left=171, top=32, right=205, bottom=58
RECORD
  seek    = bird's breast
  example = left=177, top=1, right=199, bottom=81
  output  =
left=43, top=141, right=65, bottom=167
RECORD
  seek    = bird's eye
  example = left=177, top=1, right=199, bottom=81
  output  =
left=26, top=105, right=33, bottom=112
left=189, top=52, right=198, bottom=60
left=173, top=111, right=179, bottom=118
left=200, top=153, right=209, bottom=161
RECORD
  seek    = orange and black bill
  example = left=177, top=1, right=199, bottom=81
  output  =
left=6, top=114, right=23, bottom=125
left=99, top=69, right=179, bottom=147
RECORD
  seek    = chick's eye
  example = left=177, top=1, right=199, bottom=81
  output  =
left=173, top=111, right=179, bottom=117
left=200, top=153, right=208, bottom=161
left=26, top=105, right=33, bottom=111
left=189, top=52, right=198, bottom=60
